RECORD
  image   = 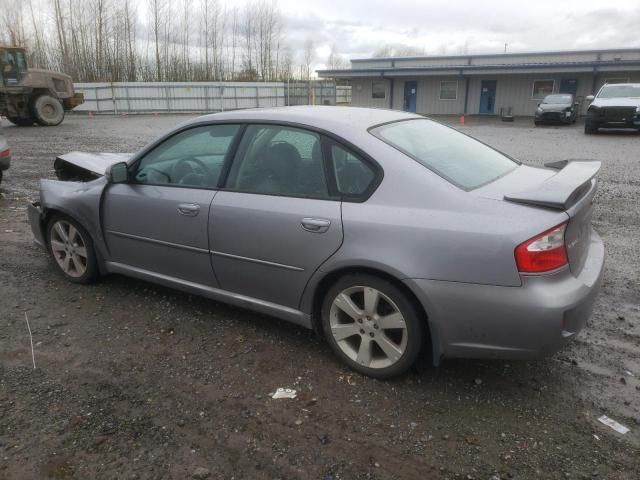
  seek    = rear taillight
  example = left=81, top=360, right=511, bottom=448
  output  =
left=515, top=222, right=568, bottom=273
left=0, top=148, right=9, bottom=158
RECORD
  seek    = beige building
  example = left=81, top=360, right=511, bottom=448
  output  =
left=317, top=49, right=640, bottom=117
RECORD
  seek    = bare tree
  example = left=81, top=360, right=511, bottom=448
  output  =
left=149, top=0, right=164, bottom=81
left=303, top=37, right=315, bottom=81
left=327, top=44, right=347, bottom=70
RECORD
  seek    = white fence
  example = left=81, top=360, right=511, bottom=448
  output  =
left=73, top=81, right=351, bottom=114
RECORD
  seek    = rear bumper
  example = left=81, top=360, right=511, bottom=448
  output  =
left=63, top=93, right=84, bottom=110
left=28, top=202, right=47, bottom=250
left=406, top=228, right=604, bottom=361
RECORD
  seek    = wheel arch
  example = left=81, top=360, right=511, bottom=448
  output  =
left=41, top=206, right=108, bottom=275
left=306, top=265, right=440, bottom=365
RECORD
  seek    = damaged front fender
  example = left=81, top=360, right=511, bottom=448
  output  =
left=30, top=177, right=110, bottom=271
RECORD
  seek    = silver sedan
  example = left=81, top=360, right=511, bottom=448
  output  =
left=28, top=106, right=604, bottom=378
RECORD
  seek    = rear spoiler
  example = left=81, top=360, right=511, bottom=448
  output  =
left=504, top=160, right=601, bottom=210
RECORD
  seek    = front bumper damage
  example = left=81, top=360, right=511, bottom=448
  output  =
left=27, top=201, right=46, bottom=250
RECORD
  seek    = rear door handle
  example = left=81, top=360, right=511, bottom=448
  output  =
left=301, top=218, right=331, bottom=233
left=177, top=203, right=200, bottom=216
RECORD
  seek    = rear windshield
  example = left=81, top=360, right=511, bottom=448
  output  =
left=370, top=119, right=518, bottom=190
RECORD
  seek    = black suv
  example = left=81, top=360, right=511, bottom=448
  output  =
left=585, top=83, right=640, bottom=134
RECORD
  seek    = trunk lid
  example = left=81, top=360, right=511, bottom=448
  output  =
left=475, top=160, right=601, bottom=275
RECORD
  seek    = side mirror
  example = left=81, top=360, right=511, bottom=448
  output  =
left=106, top=162, right=129, bottom=184
left=585, top=95, right=595, bottom=102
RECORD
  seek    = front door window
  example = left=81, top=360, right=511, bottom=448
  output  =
left=135, top=124, right=241, bottom=188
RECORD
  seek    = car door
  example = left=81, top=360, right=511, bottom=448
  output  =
left=209, top=124, right=343, bottom=309
left=102, top=123, right=242, bottom=286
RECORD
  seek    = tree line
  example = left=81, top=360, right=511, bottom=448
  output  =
left=1, top=0, right=347, bottom=82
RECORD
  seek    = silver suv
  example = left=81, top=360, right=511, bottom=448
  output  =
left=585, top=83, right=640, bottom=134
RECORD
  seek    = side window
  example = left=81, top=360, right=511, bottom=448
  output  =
left=330, top=142, right=375, bottom=196
left=226, top=125, right=329, bottom=198
left=135, top=124, right=240, bottom=188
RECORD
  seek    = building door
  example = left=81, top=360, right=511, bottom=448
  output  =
left=559, top=79, right=578, bottom=96
left=404, top=81, right=417, bottom=112
left=479, top=80, right=497, bottom=114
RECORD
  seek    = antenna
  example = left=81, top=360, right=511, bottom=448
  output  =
left=504, top=43, right=508, bottom=53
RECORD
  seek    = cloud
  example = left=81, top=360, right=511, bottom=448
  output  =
left=261, top=0, right=640, bottom=67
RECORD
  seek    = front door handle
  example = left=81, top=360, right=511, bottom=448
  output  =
left=177, top=203, right=200, bottom=216
left=301, top=217, right=331, bottom=233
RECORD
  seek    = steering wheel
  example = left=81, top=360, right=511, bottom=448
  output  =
left=172, top=157, right=209, bottom=184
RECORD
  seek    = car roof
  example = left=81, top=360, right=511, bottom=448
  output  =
left=183, top=106, right=420, bottom=134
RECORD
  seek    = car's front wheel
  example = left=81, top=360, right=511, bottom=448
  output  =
left=47, top=214, right=98, bottom=283
left=321, top=274, right=424, bottom=378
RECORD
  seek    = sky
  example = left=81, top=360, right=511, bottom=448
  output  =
left=231, top=0, right=640, bottom=69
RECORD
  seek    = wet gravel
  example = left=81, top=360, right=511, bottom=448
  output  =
left=1, top=114, right=639, bottom=479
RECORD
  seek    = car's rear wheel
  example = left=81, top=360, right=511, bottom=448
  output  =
left=7, top=116, right=35, bottom=127
left=321, top=274, right=424, bottom=379
left=47, top=214, right=98, bottom=283
left=32, top=95, right=65, bottom=126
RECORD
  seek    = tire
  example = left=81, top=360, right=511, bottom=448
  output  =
left=46, top=214, right=98, bottom=284
left=584, top=122, right=598, bottom=134
left=7, top=116, right=35, bottom=127
left=534, top=120, right=541, bottom=126
left=32, top=94, right=65, bottom=126
left=321, top=274, right=424, bottom=379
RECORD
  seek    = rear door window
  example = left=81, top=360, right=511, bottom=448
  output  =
left=329, top=142, right=375, bottom=196
left=225, top=124, right=329, bottom=198
left=370, top=119, right=517, bottom=190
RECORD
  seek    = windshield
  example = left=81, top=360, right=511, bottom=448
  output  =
left=543, top=94, right=572, bottom=104
left=371, top=119, right=518, bottom=190
left=597, top=84, right=640, bottom=98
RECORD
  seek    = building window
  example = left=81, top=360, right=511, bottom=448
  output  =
left=372, top=81, right=386, bottom=99
left=439, top=81, right=458, bottom=100
left=604, top=78, right=629, bottom=84
left=532, top=80, right=554, bottom=99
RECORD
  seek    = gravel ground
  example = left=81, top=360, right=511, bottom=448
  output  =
left=0, top=113, right=639, bottom=480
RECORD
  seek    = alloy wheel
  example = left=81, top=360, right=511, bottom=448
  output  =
left=329, top=286, right=408, bottom=369
left=50, top=220, right=88, bottom=278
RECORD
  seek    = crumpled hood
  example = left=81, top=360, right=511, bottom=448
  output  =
left=590, top=97, right=640, bottom=108
left=54, top=152, right=133, bottom=177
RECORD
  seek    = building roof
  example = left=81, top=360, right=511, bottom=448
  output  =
left=350, top=47, right=640, bottom=63
left=317, top=48, right=640, bottom=78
